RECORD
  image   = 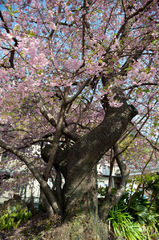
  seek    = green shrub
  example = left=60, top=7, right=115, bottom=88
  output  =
left=104, top=183, right=159, bottom=239
left=106, top=205, right=143, bottom=240
left=0, top=208, right=32, bottom=231
left=122, top=191, right=159, bottom=238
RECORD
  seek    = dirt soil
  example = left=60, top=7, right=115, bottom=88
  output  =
left=0, top=211, right=114, bottom=240
left=0, top=211, right=58, bottom=240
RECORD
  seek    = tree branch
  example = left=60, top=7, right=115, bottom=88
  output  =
left=44, top=102, right=66, bottom=180
left=130, top=122, right=159, bottom=152
left=99, top=144, right=129, bottom=219
left=65, top=77, right=91, bottom=105
left=0, top=139, right=61, bottom=214
left=39, top=97, right=79, bottom=142
left=116, top=0, right=153, bottom=38
left=82, top=0, right=86, bottom=61
left=123, top=82, right=159, bottom=90
left=0, top=10, right=18, bottom=68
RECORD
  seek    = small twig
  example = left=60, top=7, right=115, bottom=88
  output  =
left=0, top=10, right=18, bottom=68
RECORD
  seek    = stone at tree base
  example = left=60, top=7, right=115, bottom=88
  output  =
left=42, top=215, right=108, bottom=240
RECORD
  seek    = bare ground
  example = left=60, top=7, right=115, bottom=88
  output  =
left=0, top=212, right=114, bottom=240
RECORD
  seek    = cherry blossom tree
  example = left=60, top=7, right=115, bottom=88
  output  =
left=0, top=0, right=158, bottom=222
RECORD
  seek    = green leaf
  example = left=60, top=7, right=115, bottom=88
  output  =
left=8, top=6, right=14, bottom=16
left=13, top=25, right=21, bottom=32
left=125, top=66, right=133, bottom=71
left=26, top=30, right=36, bottom=37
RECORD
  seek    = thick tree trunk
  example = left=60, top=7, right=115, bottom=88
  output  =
left=52, top=81, right=137, bottom=220
left=62, top=103, right=134, bottom=217
left=64, top=166, right=98, bottom=219
left=38, top=99, right=137, bottom=220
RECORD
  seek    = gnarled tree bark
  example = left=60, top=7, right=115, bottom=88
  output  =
left=39, top=89, right=137, bottom=219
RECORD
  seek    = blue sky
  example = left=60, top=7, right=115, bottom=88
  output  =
left=0, top=3, right=6, bottom=11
